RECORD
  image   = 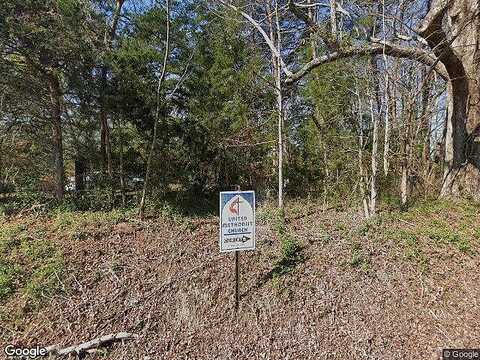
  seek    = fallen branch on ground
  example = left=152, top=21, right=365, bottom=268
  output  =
left=46, top=332, right=138, bottom=357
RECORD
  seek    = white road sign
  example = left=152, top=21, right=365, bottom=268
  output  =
left=219, top=191, right=255, bottom=252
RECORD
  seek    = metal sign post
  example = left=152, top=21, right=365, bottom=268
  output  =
left=235, top=250, right=239, bottom=311
left=233, top=185, right=240, bottom=312
left=219, top=186, right=255, bottom=312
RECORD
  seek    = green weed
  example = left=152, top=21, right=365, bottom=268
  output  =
left=53, top=208, right=133, bottom=234
left=0, top=261, right=22, bottom=300
left=400, top=232, right=429, bottom=273
left=25, top=257, right=64, bottom=305
left=270, top=210, right=304, bottom=278
left=0, top=220, right=65, bottom=305
left=348, top=243, right=370, bottom=272
left=423, top=225, right=472, bottom=254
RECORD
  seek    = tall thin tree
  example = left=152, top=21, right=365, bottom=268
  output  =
left=139, top=0, right=171, bottom=219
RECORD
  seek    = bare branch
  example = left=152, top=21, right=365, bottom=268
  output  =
left=286, top=41, right=448, bottom=83
left=46, top=332, right=138, bottom=356
left=288, top=0, right=343, bottom=50
left=292, top=1, right=350, bottom=17
left=215, top=0, right=293, bottom=77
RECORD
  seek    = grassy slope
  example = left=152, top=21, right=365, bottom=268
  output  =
left=0, top=200, right=479, bottom=359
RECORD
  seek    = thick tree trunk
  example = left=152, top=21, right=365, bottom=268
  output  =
left=450, top=0, right=480, bottom=199
left=47, top=73, right=64, bottom=200
left=440, top=79, right=469, bottom=197
left=419, top=0, right=480, bottom=199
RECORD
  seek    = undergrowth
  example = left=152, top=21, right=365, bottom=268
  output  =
left=270, top=209, right=304, bottom=278
left=0, top=221, right=64, bottom=307
left=400, top=199, right=479, bottom=255
left=348, top=242, right=370, bottom=273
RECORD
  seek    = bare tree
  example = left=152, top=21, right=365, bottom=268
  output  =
left=274, top=1, right=284, bottom=209
left=369, top=97, right=379, bottom=215
left=218, top=0, right=287, bottom=209
left=355, top=88, right=370, bottom=218
left=400, top=93, right=412, bottom=207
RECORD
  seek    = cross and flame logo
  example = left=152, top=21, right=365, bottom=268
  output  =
left=229, top=196, right=243, bottom=215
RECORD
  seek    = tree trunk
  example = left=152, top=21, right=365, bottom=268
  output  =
left=369, top=98, right=378, bottom=215
left=419, top=0, right=480, bottom=199
left=266, top=1, right=284, bottom=210
left=74, top=157, right=86, bottom=192
left=420, top=71, right=433, bottom=187
left=118, top=120, right=126, bottom=207
left=400, top=98, right=411, bottom=207
left=99, top=69, right=113, bottom=178
left=276, top=65, right=284, bottom=209
left=329, top=0, right=337, bottom=38
left=369, top=56, right=380, bottom=216
left=444, top=0, right=480, bottom=199
left=99, top=0, right=124, bottom=179
left=307, top=0, right=317, bottom=58
left=47, top=73, right=64, bottom=201
left=274, top=1, right=284, bottom=210
left=383, top=75, right=390, bottom=177
left=355, top=93, right=370, bottom=218
left=139, top=0, right=171, bottom=219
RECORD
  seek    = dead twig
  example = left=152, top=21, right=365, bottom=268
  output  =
left=46, top=332, right=138, bottom=357
left=398, top=218, right=415, bottom=226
